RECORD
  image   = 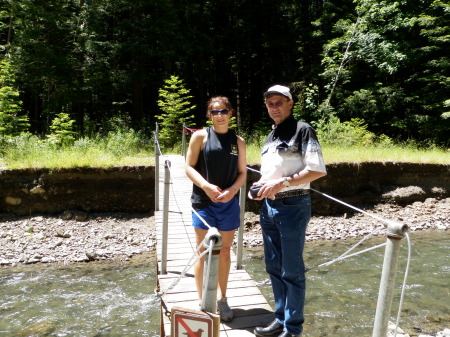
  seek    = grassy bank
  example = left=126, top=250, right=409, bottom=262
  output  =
left=247, top=142, right=449, bottom=165
left=322, top=144, right=449, bottom=164
left=0, top=134, right=448, bottom=169
left=0, top=132, right=153, bottom=169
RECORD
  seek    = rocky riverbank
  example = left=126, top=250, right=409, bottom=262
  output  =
left=242, top=197, right=449, bottom=246
left=0, top=197, right=448, bottom=267
left=0, top=210, right=157, bottom=266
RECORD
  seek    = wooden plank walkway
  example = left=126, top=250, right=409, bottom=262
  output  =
left=155, top=154, right=273, bottom=337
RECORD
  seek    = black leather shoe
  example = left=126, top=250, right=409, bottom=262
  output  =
left=254, top=320, right=284, bottom=336
left=278, top=331, right=301, bottom=337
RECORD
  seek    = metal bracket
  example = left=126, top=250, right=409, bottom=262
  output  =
left=385, top=220, right=408, bottom=239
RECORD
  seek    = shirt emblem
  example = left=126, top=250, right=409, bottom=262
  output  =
left=231, top=144, right=238, bottom=156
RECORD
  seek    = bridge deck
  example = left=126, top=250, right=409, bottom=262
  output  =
left=155, top=155, right=273, bottom=337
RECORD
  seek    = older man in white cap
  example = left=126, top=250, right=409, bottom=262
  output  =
left=250, top=85, right=327, bottom=337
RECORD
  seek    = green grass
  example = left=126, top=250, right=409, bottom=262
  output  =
left=322, top=144, right=449, bottom=164
left=0, top=133, right=448, bottom=169
left=0, top=133, right=155, bottom=169
left=246, top=142, right=264, bottom=165
left=246, top=143, right=449, bottom=165
left=1, top=147, right=155, bottom=169
left=10, top=150, right=154, bottom=169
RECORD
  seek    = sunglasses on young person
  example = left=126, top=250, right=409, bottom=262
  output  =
left=210, top=109, right=230, bottom=116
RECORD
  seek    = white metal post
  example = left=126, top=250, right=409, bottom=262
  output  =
left=201, top=227, right=222, bottom=313
left=182, top=123, right=186, bottom=158
left=372, top=221, right=408, bottom=337
left=161, top=159, right=171, bottom=275
left=154, top=123, right=160, bottom=211
left=236, top=181, right=247, bottom=269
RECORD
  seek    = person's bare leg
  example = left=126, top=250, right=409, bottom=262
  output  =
left=194, top=228, right=208, bottom=300
left=216, top=229, right=236, bottom=321
left=217, top=229, right=236, bottom=297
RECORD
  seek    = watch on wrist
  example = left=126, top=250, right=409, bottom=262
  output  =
left=283, top=177, right=290, bottom=187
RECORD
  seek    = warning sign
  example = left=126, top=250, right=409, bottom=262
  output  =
left=171, top=306, right=220, bottom=337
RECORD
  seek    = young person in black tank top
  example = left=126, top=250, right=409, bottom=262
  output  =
left=185, top=96, right=247, bottom=322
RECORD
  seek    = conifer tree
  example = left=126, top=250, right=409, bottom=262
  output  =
left=156, top=75, right=195, bottom=147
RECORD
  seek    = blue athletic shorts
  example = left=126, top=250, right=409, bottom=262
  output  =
left=192, top=197, right=240, bottom=231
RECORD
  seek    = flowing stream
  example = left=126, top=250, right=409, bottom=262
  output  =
left=245, top=230, right=449, bottom=336
left=0, top=230, right=448, bottom=336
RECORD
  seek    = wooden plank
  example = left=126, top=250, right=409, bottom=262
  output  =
left=156, top=155, right=273, bottom=337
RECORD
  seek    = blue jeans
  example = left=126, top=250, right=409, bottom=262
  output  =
left=260, top=194, right=311, bottom=336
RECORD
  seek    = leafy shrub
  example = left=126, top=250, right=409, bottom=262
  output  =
left=104, top=129, right=143, bottom=157
left=316, top=112, right=392, bottom=147
left=73, top=137, right=93, bottom=152
left=293, top=83, right=321, bottom=122
left=0, top=133, right=45, bottom=160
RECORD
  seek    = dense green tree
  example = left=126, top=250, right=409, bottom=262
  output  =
left=319, top=0, right=449, bottom=145
left=0, top=0, right=448, bottom=146
left=8, top=0, right=81, bottom=134
left=156, top=75, right=195, bottom=147
left=411, top=0, right=450, bottom=143
left=81, top=0, right=179, bottom=129
left=0, top=57, right=29, bottom=135
left=46, top=112, right=76, bottom=146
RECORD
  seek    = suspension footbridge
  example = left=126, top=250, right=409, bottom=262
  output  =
left=153, top=134, right=410, bottom=337
left=155, top=154, right=273, bottom=336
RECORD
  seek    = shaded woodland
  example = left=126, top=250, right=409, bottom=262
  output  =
left=1, top=0, right=449, bottom=145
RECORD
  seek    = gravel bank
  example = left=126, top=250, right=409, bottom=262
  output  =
left=0, top=211, right=156, bottom=266
left=241, top=197, right=450, bottom=247
left=0, top=198, right=449, bottom=267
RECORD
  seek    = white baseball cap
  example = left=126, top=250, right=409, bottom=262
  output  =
left=263, top=85, right=292, bottom=100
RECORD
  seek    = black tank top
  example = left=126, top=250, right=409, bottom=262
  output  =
left=191, top=127, right=239, bottom=210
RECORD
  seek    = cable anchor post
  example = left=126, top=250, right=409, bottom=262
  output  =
left=154, top=123, right=160, bottom=211
left=201, top=227, right=222, bottom=313
left=372, top=220, right=408, bottom=337
left=182, top=123, right=187, bottom=158
left=160, top=159, right=171, bottom=275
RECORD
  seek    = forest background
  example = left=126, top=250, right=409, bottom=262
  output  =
left=0, top=0, right=449, bottom=168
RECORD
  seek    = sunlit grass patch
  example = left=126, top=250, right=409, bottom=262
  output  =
left=1, top=132, right=448, bottom=169
left=322, top=144, right=449, bottom=164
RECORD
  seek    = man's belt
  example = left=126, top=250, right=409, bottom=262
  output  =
left=274, top=189, right=310, bottom=200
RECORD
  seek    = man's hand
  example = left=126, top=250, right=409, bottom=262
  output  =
left=248, top=179, right=284, bottom=200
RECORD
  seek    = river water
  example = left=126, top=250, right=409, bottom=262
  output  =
left=0, top=230, right=448, bottom=337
